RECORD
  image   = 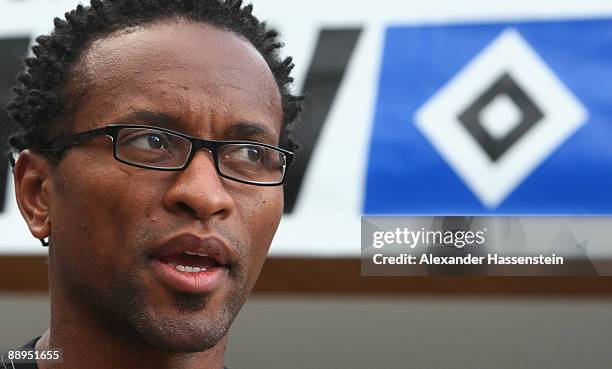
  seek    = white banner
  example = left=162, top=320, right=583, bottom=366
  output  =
left=1, top=0, right=612, bottom=256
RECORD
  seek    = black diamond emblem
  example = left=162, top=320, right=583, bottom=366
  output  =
left=458, top=72, right=544, bottom=161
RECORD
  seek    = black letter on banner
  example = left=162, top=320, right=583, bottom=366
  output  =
left=0, top=37, right=31, bottom=213
left=283, top=28, right=362, bottom=213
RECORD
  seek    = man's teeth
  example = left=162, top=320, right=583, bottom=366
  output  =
left=183, top=251, right=209, bottom=257
left=173, top=265, right=207, bottom=273
left=166, top=252, right=214, bottom=272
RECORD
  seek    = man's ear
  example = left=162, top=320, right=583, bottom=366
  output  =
left=13, top=150, right=54, bottom=241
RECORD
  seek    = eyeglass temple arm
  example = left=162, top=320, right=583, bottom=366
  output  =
left=40, top=126, right=112, bottom=152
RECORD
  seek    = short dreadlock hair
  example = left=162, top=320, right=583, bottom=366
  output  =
left=6, top=0, right=302, bottom=168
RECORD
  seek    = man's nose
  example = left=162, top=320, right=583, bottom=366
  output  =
left=162, top=150, right=234, bottom=221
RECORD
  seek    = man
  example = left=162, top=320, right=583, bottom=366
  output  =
left=2, top=0, right=302, bottom=368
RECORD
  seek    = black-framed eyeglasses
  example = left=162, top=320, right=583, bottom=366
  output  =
left=40, top=124, right=294, bottom=186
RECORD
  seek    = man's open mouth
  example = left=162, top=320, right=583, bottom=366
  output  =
left=158, top=251, right=223, bottom=273
left=150, top=233, right=233, bottom=293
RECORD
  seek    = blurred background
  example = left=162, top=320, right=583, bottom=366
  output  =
left=1, top=0, right=612, bottom=368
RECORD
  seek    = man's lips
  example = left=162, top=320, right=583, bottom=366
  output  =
left=151, top=233, right=234, bottom=265
left=149, top=233, right=235, bottom=293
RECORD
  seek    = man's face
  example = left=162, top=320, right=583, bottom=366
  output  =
left=46, top=20, right=284, bottom=351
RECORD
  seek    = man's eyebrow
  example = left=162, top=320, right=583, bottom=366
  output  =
left=112, top=110, right=179, bottom=129
left=111, top=111, right=278, bottom=143
left=224, top=122, right=278, bottom=144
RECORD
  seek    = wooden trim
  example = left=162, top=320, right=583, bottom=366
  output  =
left=0, top=256, right=48, bottom=291
left=256, top=258, right=612, bottom=296
left=1, top=256, right=612, bottom=296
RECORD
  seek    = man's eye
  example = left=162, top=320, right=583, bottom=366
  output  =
left=127, top=134, right=169, bottom=150
left=222, top=145, right=275, bottom=168
left=243, top=146, right=263, bottom=163
left=225, top=146, right=264, bottom=163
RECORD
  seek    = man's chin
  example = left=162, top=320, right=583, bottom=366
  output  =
left=135, top=311, right=233, bottom=352
left=130, top=291, right=240, bottom=352
left=75, top=267, right=243, bottom=353
left=172, top=290, right=210, bottom=312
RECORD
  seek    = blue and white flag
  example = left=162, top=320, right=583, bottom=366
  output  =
left=365, top=19, right=612, bottom=214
